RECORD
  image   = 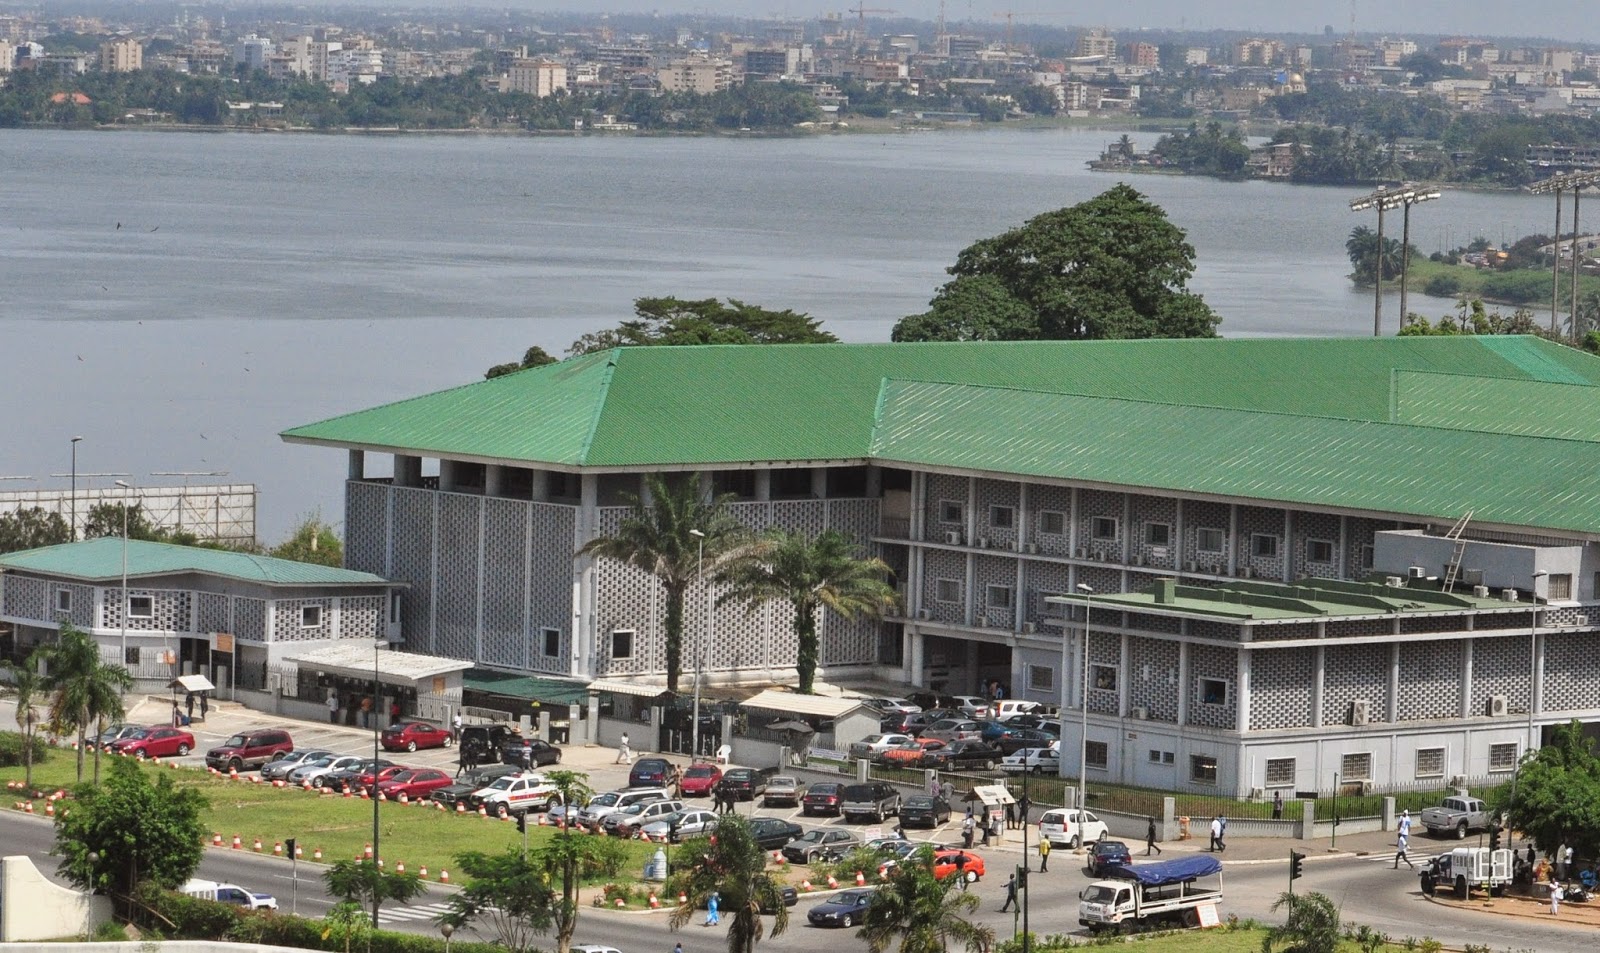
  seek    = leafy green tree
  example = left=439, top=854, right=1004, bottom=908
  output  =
left=1497, top=720, right=1600, bottom=860
left=892, top=185, right=1221, bottom=342
left=718, top=529, right=898, bottom=694
left=80, top=501, right=198, bottom=545
left=1261, top=891, right=1341, bottom=953
left=668, top=815, right=790, bottom=953
left=1400, top=300, right=1540, bottom=337
left=323, top=859, right=426, bottom=937
left=859, top=845, right=993, bottom=953
left=438, top=849, right=552, bottom=953
left=530, top=769, right=601, bottom=953
left=269, top=515, right=343, bottom=567
left=44, top=624, right=132, bottom=782
left=577, top=474, right=748, bottom=693
left=1152, top=121, right=1251, bottom=176
left=0, top=507, right=71, bottom=554
left=3, top=650, right=47, bottom=787
left=1344, top=226, right=1409, bottom=287
left=485, top=345, right=560, bottom=380
left=53, top=756, right=208, bottom=918
left=889, top=273, right=1040, bottom=342
left=321, top=901, right=373, bottom=953
left=568, top=296, right=836, bottom=356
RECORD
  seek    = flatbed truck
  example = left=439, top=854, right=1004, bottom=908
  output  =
left=1078, top=855, right=1223, bottom=932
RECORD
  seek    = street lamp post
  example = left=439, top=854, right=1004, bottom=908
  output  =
left=1527, top=570, right=1548, bottom=754
left=113, top=480, right=133, bottom=676
left=1075, top=582, right=1092, bottom=844
left=69, top=436, right=83, bottom=541
left=84, top=850, right=99, bottom=938
left=689, top=528, right=707, bottom=760
left=372, top=637, right=385, bottom=928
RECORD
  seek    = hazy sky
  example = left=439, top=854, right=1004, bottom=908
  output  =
left=467, top=1, right=1596, bottom=45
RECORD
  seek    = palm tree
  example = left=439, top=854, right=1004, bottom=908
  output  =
left=718, top=529, right=899, bottom=694
left=44, top=624, right=132, bottom=782
left=1115, top=134, right=1135, bottom=159
left=859, top=846, right=993, bottom=953
left=1345, top=226, right=1405, bottom=287
left=668, top=815, right=789, bottom=953
left=577, top=472, right=747, bottom=693
left=3, top=650, right=46, bottom=787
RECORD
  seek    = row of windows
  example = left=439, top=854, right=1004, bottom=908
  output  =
left=53, top=590, right=333, bottom=628
left=1018, top=662, right=1230, bottom=707
left=1257, top=744, right=1521, bottom=788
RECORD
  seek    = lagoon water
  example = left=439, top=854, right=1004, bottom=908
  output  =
left=0, top=127, right=1560, bottom=538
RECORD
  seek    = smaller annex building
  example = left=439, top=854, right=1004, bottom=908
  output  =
left=0, top=538, right=402, bottom=695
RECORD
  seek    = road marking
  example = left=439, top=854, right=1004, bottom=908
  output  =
left=375, top=901, right=456, bottom=923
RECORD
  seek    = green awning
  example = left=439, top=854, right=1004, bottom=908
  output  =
left=462, top=670, right=589, bottom=707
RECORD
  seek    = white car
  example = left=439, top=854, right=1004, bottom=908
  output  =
left=288, top=755, right=365, bottom=787
left=470, top=773, right=555, bottom=816
left=603, top=798, right=685, bottom=836
left=848, top=733, right=915, bottom=758
left=640, top=808, right=718, bottom=843
left=1001, top=747, right=1060, bottom=775
left=182, top=879, right=278, bottom=910
left=867, top=697, right=921, bottom=714
left=1038, top=808, right=1109, bottom=848
left=949, top=695, right=992, bottom=719
left=262, top=749, right=335, bottom=781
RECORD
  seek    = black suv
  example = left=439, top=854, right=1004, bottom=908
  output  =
left=841, top=781, right=902, bottom=823
left=717, top=767, right=772, bottom=801
left=748, top=816, right=804, bottom=851
left=458, top=724, right=517, bottom=765
left=923, top=740, right=1003, bottom=771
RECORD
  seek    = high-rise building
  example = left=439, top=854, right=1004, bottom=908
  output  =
left=99, top=37, right=142, bottom=72
left=506, top=59, right=567, bottom=97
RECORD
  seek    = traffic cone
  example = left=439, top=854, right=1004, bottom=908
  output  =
left=537, top=813, right=547, bottom=826
left=313, top=848, right=323, bottom=861
left=436, top=801, right=445, bottom=811
left=294, top=845, right=304, bottom=858
left=232, top=834, right=242, bottom=850
left=273, top=842, right=283, bottom=856
left=213, top=833, right=222, bottom=847
left=360, top=788, right=370, bottom=799
left=456, top=802, right=466, bottom=813
left=377, top=792, right=387, bottom=802
left=826, top=874, right=838, bottom=889
left=343, top=787, right=351, bottom=798
left=23, top=802, right=33, bottom=814
left=678, top=892, right=688, bottom=905
left=478, top=806, right=487, bottom=817
left=439, top=870, right=449, bottom=883
left=253, top=839, right=263, bottom=852
left=396, top=862, right=405, bottom=874
left=376, top=858, right=384, bottom=869
left=251, top=775, right=261, bottom=784
left=302, top=779, right=312, bottom=790
left=169, top=761, right=178, bottom=769
left=855, top=870, right=865, bottom=886
left=44, top=803, right=54, bottom=816
left=419, top=865, right=428, bottom=878
left=274, top=779, right=286, bottom=788
left=398, top=793, right=408, bottom=805
left=364, top=843, right=373, bottom=859
left=615, top=899, right=625, bottom=908
left=800, top=879, right=812, bottom=891
left=649, top=893, right=660, bottom=908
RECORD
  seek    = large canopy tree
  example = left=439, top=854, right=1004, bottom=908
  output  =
left=718, top=529, right=898, bottom=694
left=1497, top=719, right=1600, bottom=860
left=45, top=624, right=132, bottom=782
left=892, top=184, right=1221, bottom=342
left=577, top=473, right=748, bottom=693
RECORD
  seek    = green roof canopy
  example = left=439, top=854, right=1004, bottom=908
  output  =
left=0, top=538, right=392, bottom=587
left=461, top=669, right=589, bottom=707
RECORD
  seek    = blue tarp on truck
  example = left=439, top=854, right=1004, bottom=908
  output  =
left=1104, top=855, right=1222, bottom=886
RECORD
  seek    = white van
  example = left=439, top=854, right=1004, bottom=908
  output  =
left=992, top=700, right=1040, bottom=721
left=1039, top=808, right=1109, bottom=848
left=181, top=879, right=278, bottom=910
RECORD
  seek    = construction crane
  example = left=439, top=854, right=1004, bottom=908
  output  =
left=848, top=4, right=897, bottom=29
left=992, top=10, right=1072, bottom=53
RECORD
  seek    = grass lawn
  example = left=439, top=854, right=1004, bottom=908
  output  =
left=2, top=749, right=657, bottom=883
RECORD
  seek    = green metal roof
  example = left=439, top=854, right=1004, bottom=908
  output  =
left=283, top=336, right=1600, bottom=468
left=1046, top=578, right=1525, bottom=622
left=1395, top=370, right=1600, bottom=441
left=461, top=669, right=589, bottom=707
left=869, top=378, right=1600, bottom=535
left=0, top=538, right=391, bottom=587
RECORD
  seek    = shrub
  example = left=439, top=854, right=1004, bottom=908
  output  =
left=1479, top=269, right=1552, bottom=304
left=1423, top=273, right=1464, bottom=297
left=0, top=730, right=50, bottom=768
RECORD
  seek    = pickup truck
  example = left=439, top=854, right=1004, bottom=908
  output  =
left=1420, top=796, right=1496, bottom=839
left=1078, top=855, right=1223, bottom=932
left=1419, top=846, right=1515, bottom=898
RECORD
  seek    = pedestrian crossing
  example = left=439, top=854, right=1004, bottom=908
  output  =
left=1354, top=848, right=1444, bottom=867
left=375, top=901, right=456, bottom=923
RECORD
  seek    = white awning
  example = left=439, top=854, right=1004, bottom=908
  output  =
left=587, top=680, right=672, bottom=698
left=740, top=690, right=867, bottom=719
left=284, top=645, right=472, bottom=684
left=170, top=674, right=215, bottom=693
left=965, top=784, right=1017, bottom=806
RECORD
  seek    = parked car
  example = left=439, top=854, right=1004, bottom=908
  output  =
left=261, top=749, right=335, bottom=781
left=782, top=829, right=860, bottom=864
left=1086, top=839, right=1133, bottom=877
left=748, top=816, right=805, bottom=851
left=629, top=758, right=672, bottom=788
left=181, top=879, right=277, bottom=910
left=205, top=728, right=294, bottom=772
left=899, top=710, right=956, bottom=735
left=288, top=754, right=366, bottom=787
left=377, top=768, right=455, bottom=801
left=603, top=798, right=685, bottom=837
left=802, top=781, right=844, bottom=816
left=469, top=773, right=557, bottom=816
left=865, top=697, right=921, bottom=715
left=948, top=695, right=992, bottom=720
left=501, top=738, right=563, bottom=768
left=848, top=733, right=915, bottom=759
left=576, top=787, right=672, bottom=829
left=763, top=776, right=804, bottom=807
left=808, top=888, right=875, bottom=928
left=718, top=767, right=773, bottom=801
left=97, top=724, right=141, bottom=748
left=458, top=724, right=518, bottom=763
left=990, top=700, right=1041, bottom=721
left=994, top=728, right=1059, bottom=755
left=641, top=808, right=719, bottom=843
left=1421, top=796, right=1497, bottom=839
left=1039, top=808, right=1109, bottom=848
left=864, top=838, right=921, bottom=874
left=899, top=794, right=952, bottom=828
left=679, top=763, right=722, bottom=797
left=381, top=721, right=453, bottom=752
left=1001, top=712, right=1053, bottom=732
left=327, top=760, right=400, bottom=794
left=109, top=726, right=195, bottom=759
left=429, top=763, right=523, bottom=809
left=921, top=740, right=1003, bottom=771
left=933, top=849, right=986, bottom=883
left=1000, top=747, right=1060, bottom=775
left=878, top=738, right=945, bottom=767
left=840, top=781, right=902, bottom=823
left=920, top=719, right=984, bottom=743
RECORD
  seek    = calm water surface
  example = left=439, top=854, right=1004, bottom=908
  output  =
left=0, top=128, right=1558, bottom=538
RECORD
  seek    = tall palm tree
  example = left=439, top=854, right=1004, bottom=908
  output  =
left=577, top=472, right=747, bottom=693
left=44, top=624, right=132, bottom=782
left=859, top=846, right=993, bottom=953
left=718, top=529, right=899, bottom=694
left=668, top=815, right=789, bottom=953
left=3, top=650, right=46, bottom=787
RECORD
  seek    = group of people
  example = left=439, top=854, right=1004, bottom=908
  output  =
left=323, top=690, right=403, bottom=729
left=1207, top=815, right=1229, bottom=852
left=169, top=691, right=208, bottom=727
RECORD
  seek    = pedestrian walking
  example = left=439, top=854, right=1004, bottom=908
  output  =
left=942, top=780, right=955, bottom=802
left=704, top=892, right=720, bottom=926
left=452, top=712, right=462, bottom=743
left=962, top=814, right=975, bottom=849
left=616, top=731, right=631, bottom=764
left=1017, top=793, right=1031, bottom=828
left=1550, top=882, right=1563, bottom=917
left=670, top=764, right=684, bottom=799
left=1146, top=816, right=1163, bottom=855
left=199, top=693, right=208, bottom=721
left=928, top=775, right=941, bottom=797
left=1000, top=874, right=1018, bottom=912
left=980, top=815, right=993, bottom=847
left=327, top=690, right=340, bottom=724
left=360, top=695, right=373, bottom=728
left=389, top=700, right=401, bottom=726
left=1272, top=790, right=1283, bottom=820
left=1038, top=837, right=1050, bottom=872
left=185, top=692, right=197, bottom=721
left=1398, top=809, right=1412, bottom=838
left=1208, top=816, right=1222, bottom=852
left=1217, top=816, right=1228, bottom=852
left=1563, top=845, right=1574, bottom=881
left=953, top=853, right=969, bottom=890
left=991, top=815, right=1003, bottom=845
left=1393, top=831, right=1414, bottom=869
left=1005, top=800, right=1017, bottom=830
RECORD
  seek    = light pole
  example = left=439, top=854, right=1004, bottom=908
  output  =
left=688, top=528, right=707, bottom=760
left=1350, top=185, right=1391, bottom=336
left=1075, top=582, right=1092, bottom=846
left=1527, top=570, right=1547, bottom=754
left=114, top=480, right=133, bottom=675
left=1395, top=188, right=1441, bottom=326
left=84, top=850, right=99, bottom=938
left=440, top=923, right=454, bottom=953
left=69, top=436, right=83, bottom=540
left=372, top=637, right=384, bottom=928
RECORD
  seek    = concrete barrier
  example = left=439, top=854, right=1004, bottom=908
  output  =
left=0, top=855, right=112, bottom=942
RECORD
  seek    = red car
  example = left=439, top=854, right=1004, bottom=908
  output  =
left=381, top=721, right=453, bottom=752
left=109, top=726, right=195, bottom=759
left=377, top=768, right=455, bottom=801
left=933, top=850, right=986, bottom=883
left=680, top=763, right=722, bottom=797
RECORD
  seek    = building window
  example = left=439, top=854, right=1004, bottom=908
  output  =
left=1415, top=747, right=1445, bottom=779
left=989, top=505, right=1015, bottom=530
left=1265, top=757, right=1296, bottom=787
left=301, top=606, right=322, bottom=628
left=1197, top=528, right=1225, bottom=553
left=1359, top=544, right=1374, bottom=569
left=939, top=500, right=964, bottom=524
left=1027, top=665, right=1054, bottom=692
left=1040, top=511, right=1066, bottom=535
left=1340, top=752, right=1372, bottom=782
left=127, top=595, right=153, bottom=618
left=1548, top=574, right=1572, bottom=600
left=1306, top=539, right=1335, bottom=563
left=1145, top=523, right=1171, bottom=547
left=610, top=629, right=634, bottom=660
left=1489, top=743, right=1519, bottom=773
left=1251, top=534, right=1279, bottom=558
left=541, top=628, right=561, bottom=658
left=1085, top=740, right=1108, bottom=768
left=986, top=584, right=1014, bottom=609
left=1148, top=749, right=1164, bottom=764
left=1091, top=664, right=1118, bottom=691
left=1091, top=517, right=1118, bottom=540
left=56, top=589, right=72, bottom=614
left=1199, top=677, right=1229, bottom=706
left=125, top=646, right=141, bottom=665
left=935, top=579, right=961, bottom=603
left=1190, top=754, right=1218, bottom=784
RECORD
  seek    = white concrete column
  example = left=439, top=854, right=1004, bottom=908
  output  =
left=1177, top=641, right=1190, bottom=726
left=347, top=449, right=365, bottom=481
left=438, top=459, right=457, bottom=493
left=485, top=464, right=505, bottom=498
left=811, top=467, right=827, bottom=500
left=1312, top=639, right=1326, bottom=728
left=865, top=466, right=882, bottom=498
left=1118, top=632, right=1131, bottom=717
left=908, top=631, right=926, bottom=688
left=530, top=469, right=550, bottom=502
left=1460, top=639, right=1474, bottom=719
left=1227, top=504, right=1239, bottom=576
left=966, top=477, right=977, bottom=546
left=1388, top=643, right=1401, bottom=724
left=754, top=470, right=772, bottom=502
left=1236, top=649, right=1251, bottom=733
left=1282, top=510, right=1294, bottom=583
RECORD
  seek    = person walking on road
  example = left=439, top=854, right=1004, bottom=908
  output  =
left=452, top=712, right=462, bottom=744
left=199, top=693, right=208, bottom=721
left=1393, top=831, right=1414, bottom=869
left=1208, top=816, right=1222, bottom=852
left=704, top=892, right=720, bottom=926
left=1038, top=837, right=1050, bottom=872
left=1146, top=816, right=1163, bottom=856
left=1551, top=882, right=1563, bottom=917
left=962, top=814, right=975, bottom=849
left=327, top=691, right=340, bottom=724
left=616, top=731, right=631, bottom=764
left=186, top=692, right=197, bottom=721
left=1000, top=874, right=1018, bottom=912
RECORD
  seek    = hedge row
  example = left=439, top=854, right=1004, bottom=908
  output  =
left=0, top=730, right=50, bottom=769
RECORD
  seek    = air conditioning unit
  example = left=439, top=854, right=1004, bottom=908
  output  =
left=1240, top=566, right=1254, bottom=579
left=1025, top=543, right=1039, bottom=555
left=1349, top=699, right=1371, bottom=727
left=944, top=531, right=963, bottom=546
left=1075, top=547, right=1088, bottom=558
left=1408, top=566, right=1427, bottom=579
left=1249, top=787, right=1264, bottom=799
left=1132, top=706, right=1149, bottom=721
left=1185, top=561, right=1198, bottom=572
left=1022, top=621, right=1038, bottom=634
left=1384, top=576, right=1404, bottom=587
left=916, top=608, right=933, bottom=621
left=1575, top=616, right=1591, bottom=627
left=1487, top=694, right=1508, bottom=717
left=1502, top=589, right=1519, bottom=602
left=1473, top=585, right=1490, bottom=598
